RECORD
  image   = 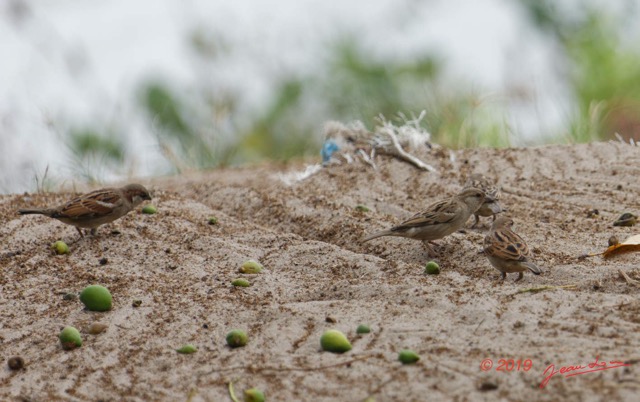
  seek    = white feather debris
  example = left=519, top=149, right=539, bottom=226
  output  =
left=276, top=164, right=322, bottom=186
left=613, top=132, right=638, bottom=146
left=277, top=113, right=438, bottom=185
left=323, top=111, right=437, bottom=171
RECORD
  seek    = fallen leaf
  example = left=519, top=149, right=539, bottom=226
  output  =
left=603, top=234, right=640, bottom=258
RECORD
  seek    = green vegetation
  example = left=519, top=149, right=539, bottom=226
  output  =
left=59, top=3, right=640, bottom=182
left=520, top=0, right=640, bottom=143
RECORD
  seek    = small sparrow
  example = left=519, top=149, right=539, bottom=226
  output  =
left=483, top=216, right=541, bottom=281
left=463, top=173, right=504, bottom=227
left=362, top=188, right=491, bottom=244
left=18, top=183, right=152, bottom=236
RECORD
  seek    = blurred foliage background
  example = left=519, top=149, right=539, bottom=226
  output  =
left=2, top=0, right=640, bottom=189
left=127, top=0, right=640, bottom=174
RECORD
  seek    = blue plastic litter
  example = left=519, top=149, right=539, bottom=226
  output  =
left=321, top=140, right=340, bottom=163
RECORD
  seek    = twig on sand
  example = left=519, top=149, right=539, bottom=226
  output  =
left=473, top=318, right=486, bottom=335
left=362, top=376, right=396, bottom=402
left=357, top=149, right=377, bottom=169
left=204, top=354, right=381, bottom=376
left=516, top=284, right=577, bottom=294
left=378, top=122, right=436, bottom=172
left=228, top=381, right=240, bottom=402
left=186, top=388, right=198, bottom=402
left=618, top=269, right=640, bottom=287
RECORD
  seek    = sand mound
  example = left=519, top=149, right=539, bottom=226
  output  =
left=1, top=142, right=639, bottom=401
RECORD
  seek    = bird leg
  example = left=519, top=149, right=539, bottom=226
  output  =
left=515, top=272, right=524, bottom=282
left=90, top=228, right=97, bottom=236
left=75, top=227, right=85, bottom=238
left=471, top=214, right=480, bottom=228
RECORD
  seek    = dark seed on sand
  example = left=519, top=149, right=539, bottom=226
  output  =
left=8, top=356, right=24, bottom=370
left=478, top=380, right=498, bottom=391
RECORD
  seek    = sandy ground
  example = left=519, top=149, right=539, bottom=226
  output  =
left=1, top=142, right=639, bottom=401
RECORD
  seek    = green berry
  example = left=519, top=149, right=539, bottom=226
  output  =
left=355, top=205, right=370, bottom=212
left=59, top=326, right=82, bottom=350
left=424, top=261, right=440, bottom=275
left=320, top=329, right=352, bottom=353
left=226, top=329, right=248, bottom=348
left=240, top=260, right=263, bottom=274
left=398, top=349, right=420, bottom=364
left=51, top=240, right=70, bottom=255
left=207, top=216, right=218, bottom=225
left=142, top=205, right=157, bottom=214
left=232, top=278, right=251, bottom=287
left=244, top=388, right=265, bottom=402
left=176, top=344, right=198, bottom=354
left=356, top=324, right=371, bottom=334
left=80, top=285, right=113, bottom=312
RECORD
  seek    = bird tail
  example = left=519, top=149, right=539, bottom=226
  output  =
left=523, top=262, right=542, bottom=275
left=18, top=209, right=52, bottom=216
left=361, top=229, right=393, bottom=242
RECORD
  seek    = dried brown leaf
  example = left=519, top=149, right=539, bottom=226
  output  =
left=603, top=234, right=640, bottom=258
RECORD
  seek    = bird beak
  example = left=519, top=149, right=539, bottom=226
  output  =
left=484, top=195, right=495, bottom=203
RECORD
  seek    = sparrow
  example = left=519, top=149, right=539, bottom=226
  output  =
left=463, top=173, right=504, bottom=227
left=18, top=183, right=152, bottom=236
left=362, top=187, right=491, bottom=244
left=483, top=216, right=541, bottom=281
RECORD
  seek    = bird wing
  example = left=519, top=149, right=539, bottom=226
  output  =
left=484, top=228, right=530, bottom=262
left=54, top=189, right=122, bottom=220
left=393, top=198, right=461, bottom=230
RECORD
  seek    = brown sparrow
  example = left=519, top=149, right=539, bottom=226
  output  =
left=483, top=216, right=541, bottom=281
left=362, top=188, right=491, bottom=243
left=18, top=183, right=152, bottom=236
left=463, top=173, right=504, bottom=227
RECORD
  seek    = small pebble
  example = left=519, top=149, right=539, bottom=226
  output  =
left=613, top=213, right=637, bottom=227
left=87, top=323, right=108, bottom=335
left=132, top=299, right=142, bottom=308
left=99, top=257, right=108, bottom=265
left=62, top=293, right=77, bottom=301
